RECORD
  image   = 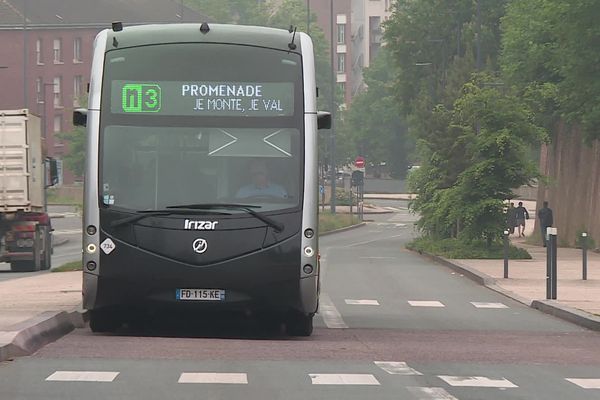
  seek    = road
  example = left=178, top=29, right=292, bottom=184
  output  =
left=2, top=201, right=600, bottom=399
left=0, top=205, right=82, bottom=281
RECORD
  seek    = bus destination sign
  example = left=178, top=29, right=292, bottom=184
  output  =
left=112, top=81, right=294, bottom=117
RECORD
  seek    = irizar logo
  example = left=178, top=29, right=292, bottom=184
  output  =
left=184, top=219, right=219, bottom=230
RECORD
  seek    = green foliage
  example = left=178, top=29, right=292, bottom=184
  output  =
left=407, top=237, right=531, bottom=260
left=338, top=50, right=413, bottom=177
left=56, top=126, right=85, bottom=177
left=409, top=75, right=546, bottom=242
left=52, top=261, right=83, bottom=272
left=501, top=0, right=600, bottom=142
left=318, top=212, right=359, bottom=234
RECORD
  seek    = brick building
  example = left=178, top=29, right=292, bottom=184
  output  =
left=0, top=0, right=205, bottom=183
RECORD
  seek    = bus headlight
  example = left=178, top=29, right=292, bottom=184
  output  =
left=304, top=246, right=314, bottom=257
left=304, top=228, right=314, bottom=238
left=303, top=264, right=314, bottom=274
left=86, top=244, right=97, bottom=254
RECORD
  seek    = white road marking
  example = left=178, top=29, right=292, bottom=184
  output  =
left=342, top=234, right=405, bottom=248
left=566, top=378, right=600, bottom=389
left=470, top=302, right=509, bottom=309
left=359, top=256, right=397, bottom=259
left=408, top=301, right=445, bottom=308
left=438, top=375, right=518, bottom=388
left=374, top=361, right=422, bottom=375
left=319, top=293, right=348, bottom=328
left=345, top=299, right=380, bottom=305
left=178, top=373, right=248, bottom=384
left=374, top=222, right=407, bottom=227
left=46, top=371, right=119, bottom=382
left=408, top=387, right=459, bottom=399
left=309, top=374, right=380, bottom=385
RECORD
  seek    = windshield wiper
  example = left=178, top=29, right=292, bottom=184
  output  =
left=167, top=203, right=284, bottom=232
left=110, top=208, right=230, bottom=228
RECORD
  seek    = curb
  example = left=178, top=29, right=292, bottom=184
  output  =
left=320, top=222, right=366, bottom=237
left=0, top=308, right=87, bottom=362
left=410, top=249, right=600, bottom=331
left=53, top=237, right=69, bottom=247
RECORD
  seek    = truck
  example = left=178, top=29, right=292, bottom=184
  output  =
left=0, top=109, right=58, bottom=272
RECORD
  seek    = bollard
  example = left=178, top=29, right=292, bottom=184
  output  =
left=549, top=227, right=558, bottom=300
left=582, top=232, right=588, bottom=281
left=546, top=227, right=552, bottom=299
left=503, top=230, right=509, bottom=278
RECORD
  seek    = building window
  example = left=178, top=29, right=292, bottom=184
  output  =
left=36, top=39, right=43, bottom=64
left=73, top=38, right=82, bottom=62
left=337, top=24, right=346, bottom=44
left=54, top=115, right=62, bottom=133
left=36, top=78, right=43, bottom=103
left=73, top=75, right=83, bottom=106
left=337, top=82, right=345, bottom=97
left=337, top=54, right=345, bottom=73
left=53, top=77, right=62, bottom=107
left=53, top=39, right=62, bottom=63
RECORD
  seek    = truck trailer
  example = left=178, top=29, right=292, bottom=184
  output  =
left=0, top=109, right=58, bottom=272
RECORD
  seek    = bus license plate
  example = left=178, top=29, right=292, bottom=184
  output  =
left=176, top=289, right=225, bottom=301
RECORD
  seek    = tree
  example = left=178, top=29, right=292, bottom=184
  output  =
left=338, top=49, right=412, bottom=177
left=501, top=0, right=600, bottom=142
left=409, top=75, right=546, bottom=241
left=57, top=126, right=85, bottom=177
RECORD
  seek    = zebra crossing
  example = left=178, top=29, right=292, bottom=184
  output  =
left=38, top=362, right=600, bottom=398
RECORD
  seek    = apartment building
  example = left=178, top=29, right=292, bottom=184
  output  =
left=305, top=0, right=392, bottom=107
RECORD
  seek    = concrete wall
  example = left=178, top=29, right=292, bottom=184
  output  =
left=536, top=124, right=600, bottom=247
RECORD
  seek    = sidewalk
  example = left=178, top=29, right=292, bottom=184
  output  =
left=437, top=203, right=600, bottom=330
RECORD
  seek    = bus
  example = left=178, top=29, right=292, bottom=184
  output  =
left=74, top=22, right=331, bottom=336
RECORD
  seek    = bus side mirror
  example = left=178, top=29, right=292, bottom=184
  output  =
left=317, top=111, right=331, bottom=130
left=73, top=108, right=88, bottom=127
left=46, top=158, right=59, bottom=187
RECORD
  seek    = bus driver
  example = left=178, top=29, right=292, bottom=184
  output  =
left=235, top=159, right=287, bottom=199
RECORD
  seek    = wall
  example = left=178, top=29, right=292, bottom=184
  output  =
left=536, top=124, right=600, bottom=247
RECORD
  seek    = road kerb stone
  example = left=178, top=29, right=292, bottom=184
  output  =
left=0, top=308, right=87, bottom=362
left=320, top=222, right=367, bottom=237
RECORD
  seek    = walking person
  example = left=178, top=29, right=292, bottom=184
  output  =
left=515, top=201, right=530, bottom=237
left=537, top=201, right=553, bottom=247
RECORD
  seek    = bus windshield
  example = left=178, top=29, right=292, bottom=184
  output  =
left=100, top=43, right=303, bottom=212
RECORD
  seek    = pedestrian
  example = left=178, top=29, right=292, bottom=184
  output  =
left=506, top=202, right=517, bottom=235
left=515, top=201, right=530, bottom=237
left=537, top=201, right=553, bottom=247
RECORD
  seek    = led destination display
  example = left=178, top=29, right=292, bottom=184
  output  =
left=111, top=81, right=294, bottom=117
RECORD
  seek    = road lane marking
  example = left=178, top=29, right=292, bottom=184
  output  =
left=46, top=371, right=119, bottom=382
left=408, top=301, right=445, bottom=308
left=359, top=256, right=397, bottom=259
left=566, top=378, right=600, bottom=389
left=309, top=374, right=380, bottom=385
left=319, top=293, right=348, bottom=328
left=345, top=299, right=380, bottom=305
left=343, top=234, right=404, bottom=248
left=374, top=361, right=422, bottom=375
left=178, top=373, right=248, bottom=384
left=408, top=387, right=458, bottom=399
left=438, top=376, right=518, bottom=388
left=470, top=302, right=508, bottom=309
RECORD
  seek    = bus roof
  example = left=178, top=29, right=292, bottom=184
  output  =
left=105, top=23, right=302, bottom=52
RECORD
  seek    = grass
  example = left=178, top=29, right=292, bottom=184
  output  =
left=319, top=212, right=360, bottom=234
left=407, top=237, right=532, bottom=259
left=46, top=189, right=83, bottom=207
left=52, top=261, right=82, bottom=272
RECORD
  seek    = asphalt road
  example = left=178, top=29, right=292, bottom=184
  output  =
left=2, top=201, right=600, bottom=399
left=0, top=205, right=82, bottom=281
